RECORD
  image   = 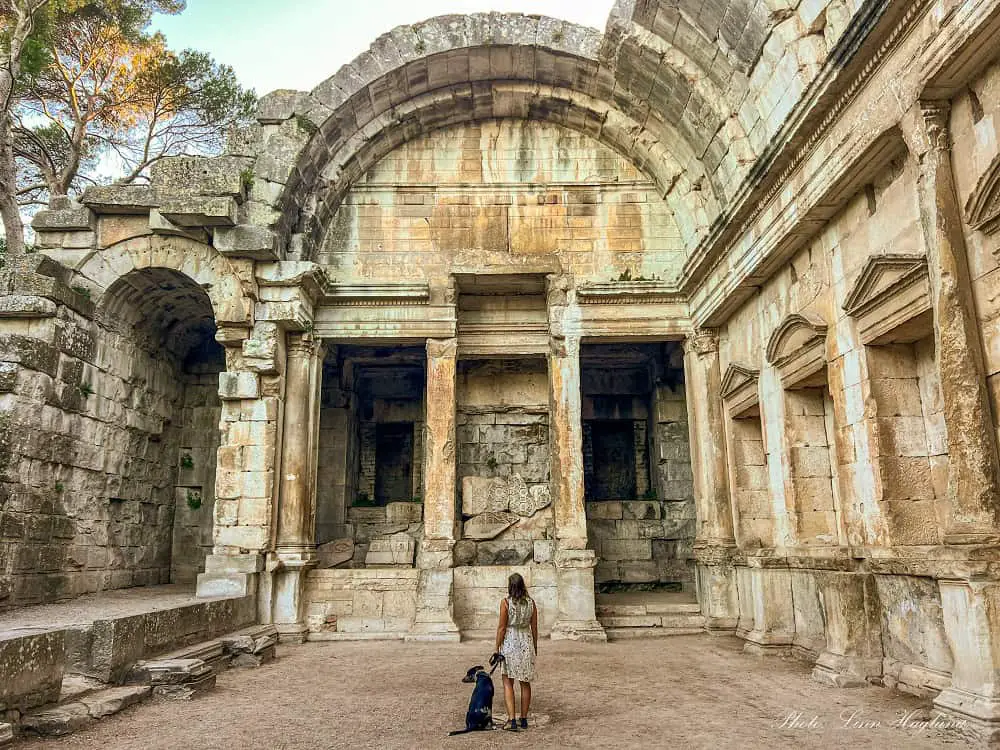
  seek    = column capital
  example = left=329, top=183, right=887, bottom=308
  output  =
left=686, top=327, right=720, bottom=357
left=286, top=332, right=324, bottom=359
left=902, top=100, right=952, bottom=159
left=545, top=273, right=572, bottom=307
left=426, top=337, right=457, bottom=359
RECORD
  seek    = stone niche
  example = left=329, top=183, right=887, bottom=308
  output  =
left=580, top=343, right=696, bottom=589
left=315, top=346, right=426, bottom=567
left=455, top=359, right=554, bottom=567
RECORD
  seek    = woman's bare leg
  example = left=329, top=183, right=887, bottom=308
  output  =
left=519, top=681, right=531, bottom=718
left=502, top=676, right=516, bottom=724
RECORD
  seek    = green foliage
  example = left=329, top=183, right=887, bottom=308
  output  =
left=293, top=114, right=317, bottom=136
left=54, top=481, right=64, bottom=492
left=78, top=382, right=93, bottom=396
left=179, top=452, right=194, bottom=469
left=70, top=285, right=91, bottom=299
left=239, top=167, right=254, bottom=194
left=486, top=456, right=498, bottom=470
left=642, top=487, right=658, bottom=501
left=9, top=0, right=256, bottom=204
left=185, top=489, right=201, bottom=510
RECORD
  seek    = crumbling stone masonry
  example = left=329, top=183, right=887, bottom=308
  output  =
left=4, top=0, right=1000, bottom=741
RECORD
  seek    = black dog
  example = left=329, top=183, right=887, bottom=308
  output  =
left=448, top=653, right=504, bottom=736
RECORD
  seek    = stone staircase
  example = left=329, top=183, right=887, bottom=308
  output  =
left=597, top=598, right=705, bottom=640
left=7, top=624, right=277, bottom=743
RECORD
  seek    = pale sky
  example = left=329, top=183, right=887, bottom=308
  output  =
left=152, top=1, right=616, bottom=95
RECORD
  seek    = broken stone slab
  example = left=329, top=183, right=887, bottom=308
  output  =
left=220, top=624, right=278, bottom=668
left=31, top=202, right=94, bottom=231
left=0, top=295, right=57, bottom=318
left=476, top=540, right=533, bottom=566
left=20, top=702, right=93, bottom=736
left=0, top=629, right=65, bottom=713
left=125, top=658, right=213, bottom=687
left=512, top=483, right=551, bottom=516
left=365, top=532, right=415, bottom=567
left=0, top=722, right=12, bottom=746
left=78, top=685, right=151, bottom=719
left=462, top=476, right=508, bottom=515
left=80, top=184, right=159, bottom=213
left=318, top=538, right=354, bottom=568
left=153, top=673, right=216, bottom=700
left=463, top=511, right=519, bottom=540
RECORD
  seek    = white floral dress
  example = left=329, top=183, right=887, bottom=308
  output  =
left=500, top=597, right=536, bottom=682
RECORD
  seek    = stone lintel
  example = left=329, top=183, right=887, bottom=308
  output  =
left=159, top=196, right=238, bottom=228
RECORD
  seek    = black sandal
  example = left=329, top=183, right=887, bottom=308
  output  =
left=504, top=719, right=518, bottom=732
left=519, top=717, right=528, bottom=729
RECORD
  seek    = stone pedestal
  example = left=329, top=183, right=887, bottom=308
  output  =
left=904, top=102, right=1000, bottom=545
left=695, top=547, right=739, bottom=633
left=196, top=553, right=263, bottom=599
left=408, top=339, right=460, bottom=641
left=407, top=540, right=460, bottom=642
left=271, top=333, right=324, bottom=640
left=933, top=579, right=1000, bottom=741
left=550, top=549, right=606, bottom=642
left=742, top=566, right=794, bottom=655
left=811, top=572, right=883, bottom=687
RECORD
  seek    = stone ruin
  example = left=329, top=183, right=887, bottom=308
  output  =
left=3, top=1, right=1000, bottom=743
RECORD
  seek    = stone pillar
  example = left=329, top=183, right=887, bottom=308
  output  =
left=934, top=579, right=1000, bottom=741
left=811, top=572, right=883, bottom=687
left=547, top=333, right=605, bottom=641
left=271, top=332, right=324, bottom=642
left=904, top=101, right=1000, bottom=545
left=548, top=334, right=588, bottom=548
left=407, top=337, right=460, bottom=642
left=684, top=329, right=739, bottom=631
left=742, top=563, right=794, bottom=655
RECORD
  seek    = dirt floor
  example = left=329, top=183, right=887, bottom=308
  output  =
left=19, top=635, right=967, bottom=750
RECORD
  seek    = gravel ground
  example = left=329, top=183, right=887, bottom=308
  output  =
left=19, top=635, right=966, bottom=750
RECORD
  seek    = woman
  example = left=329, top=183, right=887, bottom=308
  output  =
left=494, top=572, right=538, bottom=731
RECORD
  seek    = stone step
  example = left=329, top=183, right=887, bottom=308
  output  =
left=21, top=685, right=151, bottom=737
left=598, top=613, right=705, bottom=629
left=605, top=627, right=705, bottom=640
left=596, top=602, right=701, bottom=617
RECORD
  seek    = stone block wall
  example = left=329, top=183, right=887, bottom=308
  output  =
left=587, top=501, right=694, bottom=588
left=453, top=564, right=557, bottom=636
left=170, top=364, right=224, bottom=584
left=303, top=569, right=419, bottom=636
left=322, top=120, right=685, bottom=284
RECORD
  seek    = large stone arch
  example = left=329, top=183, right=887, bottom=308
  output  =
left=253, top=13, right=752, bottom=259
left=71, top=235, right=254, bottom=328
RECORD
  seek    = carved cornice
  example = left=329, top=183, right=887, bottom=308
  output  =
left=679, top=0, right=932, bottom=297
left=966, top=154, right=1000, bottom=237
left=766, top=313, right=829, bottom=388
left=575, top=281, right=685, bottom=305
left=843, top=254, right=931, bottom=345
left=321, top=282, right=430, bottom=307
left=426, top=337, right=457, bottom=359
left=721, top=363, right=761, bottom=419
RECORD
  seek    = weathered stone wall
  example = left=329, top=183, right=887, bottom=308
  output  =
left=322, top=120, right=685, bottom=284
left=303, top=568, right=419, bottom=637
left=951, top=59, right=1000, bottom=453
left=453, top=564, right=557, bottom=637
left=0, top=263, right=225, bottom=608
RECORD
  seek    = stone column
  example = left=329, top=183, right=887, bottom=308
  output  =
left=934, top=579, right=1000, bottom=741
left=904, top=101, right=1000, bottom=545
left=271, top=332, right=325, bottom=642
left=547, top=333, right=605, bottom=641
left=407, top=337, right=460, bottom=642
left=684, top=329, right=739, bottom=631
